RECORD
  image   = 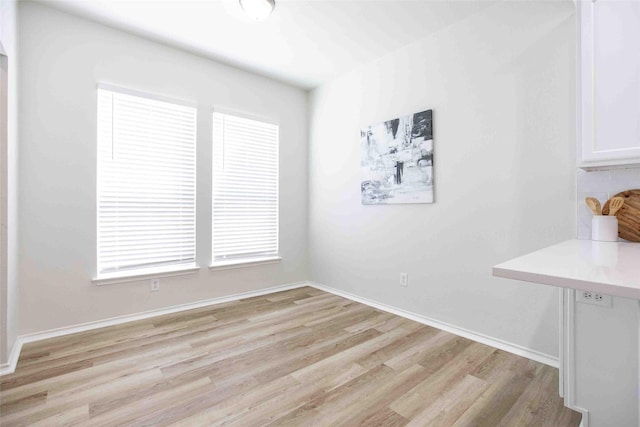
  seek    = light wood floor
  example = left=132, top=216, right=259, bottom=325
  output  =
left=0, top=287, right=581, bottom=426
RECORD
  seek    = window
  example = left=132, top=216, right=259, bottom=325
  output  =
left=97, top=85, right=197, bottom=277
left=212, top=112, right=279, bottom=264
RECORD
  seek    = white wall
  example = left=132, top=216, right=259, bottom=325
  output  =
left=0, top=0, right=19, bottom=366
left=17, top=2, right=308, bottom=335
left=308, top=1, right=576, bottom=360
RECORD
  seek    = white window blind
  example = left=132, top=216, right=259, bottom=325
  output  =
left=97, top=86, right=197, bottom=276
left=212, top=112, right=279, bottom=262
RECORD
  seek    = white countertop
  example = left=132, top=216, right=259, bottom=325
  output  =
left=493, top=239, right=640, bottom=300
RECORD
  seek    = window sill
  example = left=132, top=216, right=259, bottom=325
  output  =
left=93, top=264, right=200, bottom=286
left=209, top=256, right=282, bottom=271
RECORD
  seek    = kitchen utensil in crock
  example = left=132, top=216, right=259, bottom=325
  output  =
left=585, top=197, right=602, bottom=216
left=607, top=197, right=625, bottom=216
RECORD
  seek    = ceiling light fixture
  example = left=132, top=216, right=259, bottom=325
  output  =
left=239, top=0, right=275, bottom=21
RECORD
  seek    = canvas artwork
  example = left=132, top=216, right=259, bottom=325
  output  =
left=360, top=109, right=433, bottom=205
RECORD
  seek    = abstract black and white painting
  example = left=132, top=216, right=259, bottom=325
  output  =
left=360, top=110, right=433, bottom=205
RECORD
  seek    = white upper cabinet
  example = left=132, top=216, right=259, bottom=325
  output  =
left=578, top=0, right=640, bottom=169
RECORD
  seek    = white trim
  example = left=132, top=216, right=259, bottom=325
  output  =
left=575, top=407, right=589, bottom=427
left=96, top=82, right=197, bottom=108
left=566, top=288, right=577, bottom=407
left=0, top=338, right=22, bottom=376
left=93, top=264, right=200, bottom=286
left=21, top=282, right=307, bottom=343
left=578, top=158, right=640, bottom=171
left=211, top=105, right=279, bottom=126
left=559, top=287, right=565, bottom=398
left=0, top=32, right=8, bottom=378
left=0, top=281, right=308, bottom=376
left=307, top=281, right=559, bottom=368
left=561, top=287, right=591, bottom=425
left=209, top=256, right=281, bottom=271
left=1, top=280, right=565, bottom=378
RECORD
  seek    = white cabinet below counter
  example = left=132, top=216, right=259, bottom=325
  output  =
left=493, top=239, right=640, bottom=427
left=578, top=0, right=640, bottom=170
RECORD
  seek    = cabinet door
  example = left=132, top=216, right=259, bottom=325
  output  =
left=580, top=0, right=640, bottom=165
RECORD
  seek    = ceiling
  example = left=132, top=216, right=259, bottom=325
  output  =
left=43, top=0, right=498, bottom=89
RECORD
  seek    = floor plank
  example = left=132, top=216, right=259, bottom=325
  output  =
left=0, top=287, right=580, bottom=426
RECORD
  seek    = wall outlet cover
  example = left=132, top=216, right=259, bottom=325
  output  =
left=576, top=290, right=611, bottom=307
left=400, top=273, right=408, bottom=287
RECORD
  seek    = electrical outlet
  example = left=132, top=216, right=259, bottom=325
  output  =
left=400, top=273, right=408, bottom=287
left=576, top=290, right=611, bottom=307
left=150, top=278, right=160, bottom=292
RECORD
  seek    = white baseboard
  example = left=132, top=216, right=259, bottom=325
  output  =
left=0, top=337, right=23, bottom=376
left=0, top=281, right=308, bottom=376
left=1, top=280, right=559, bottom=377
left=574, top=407, right=589, bottom=427
left=307, top=281, right=559, bottom=368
